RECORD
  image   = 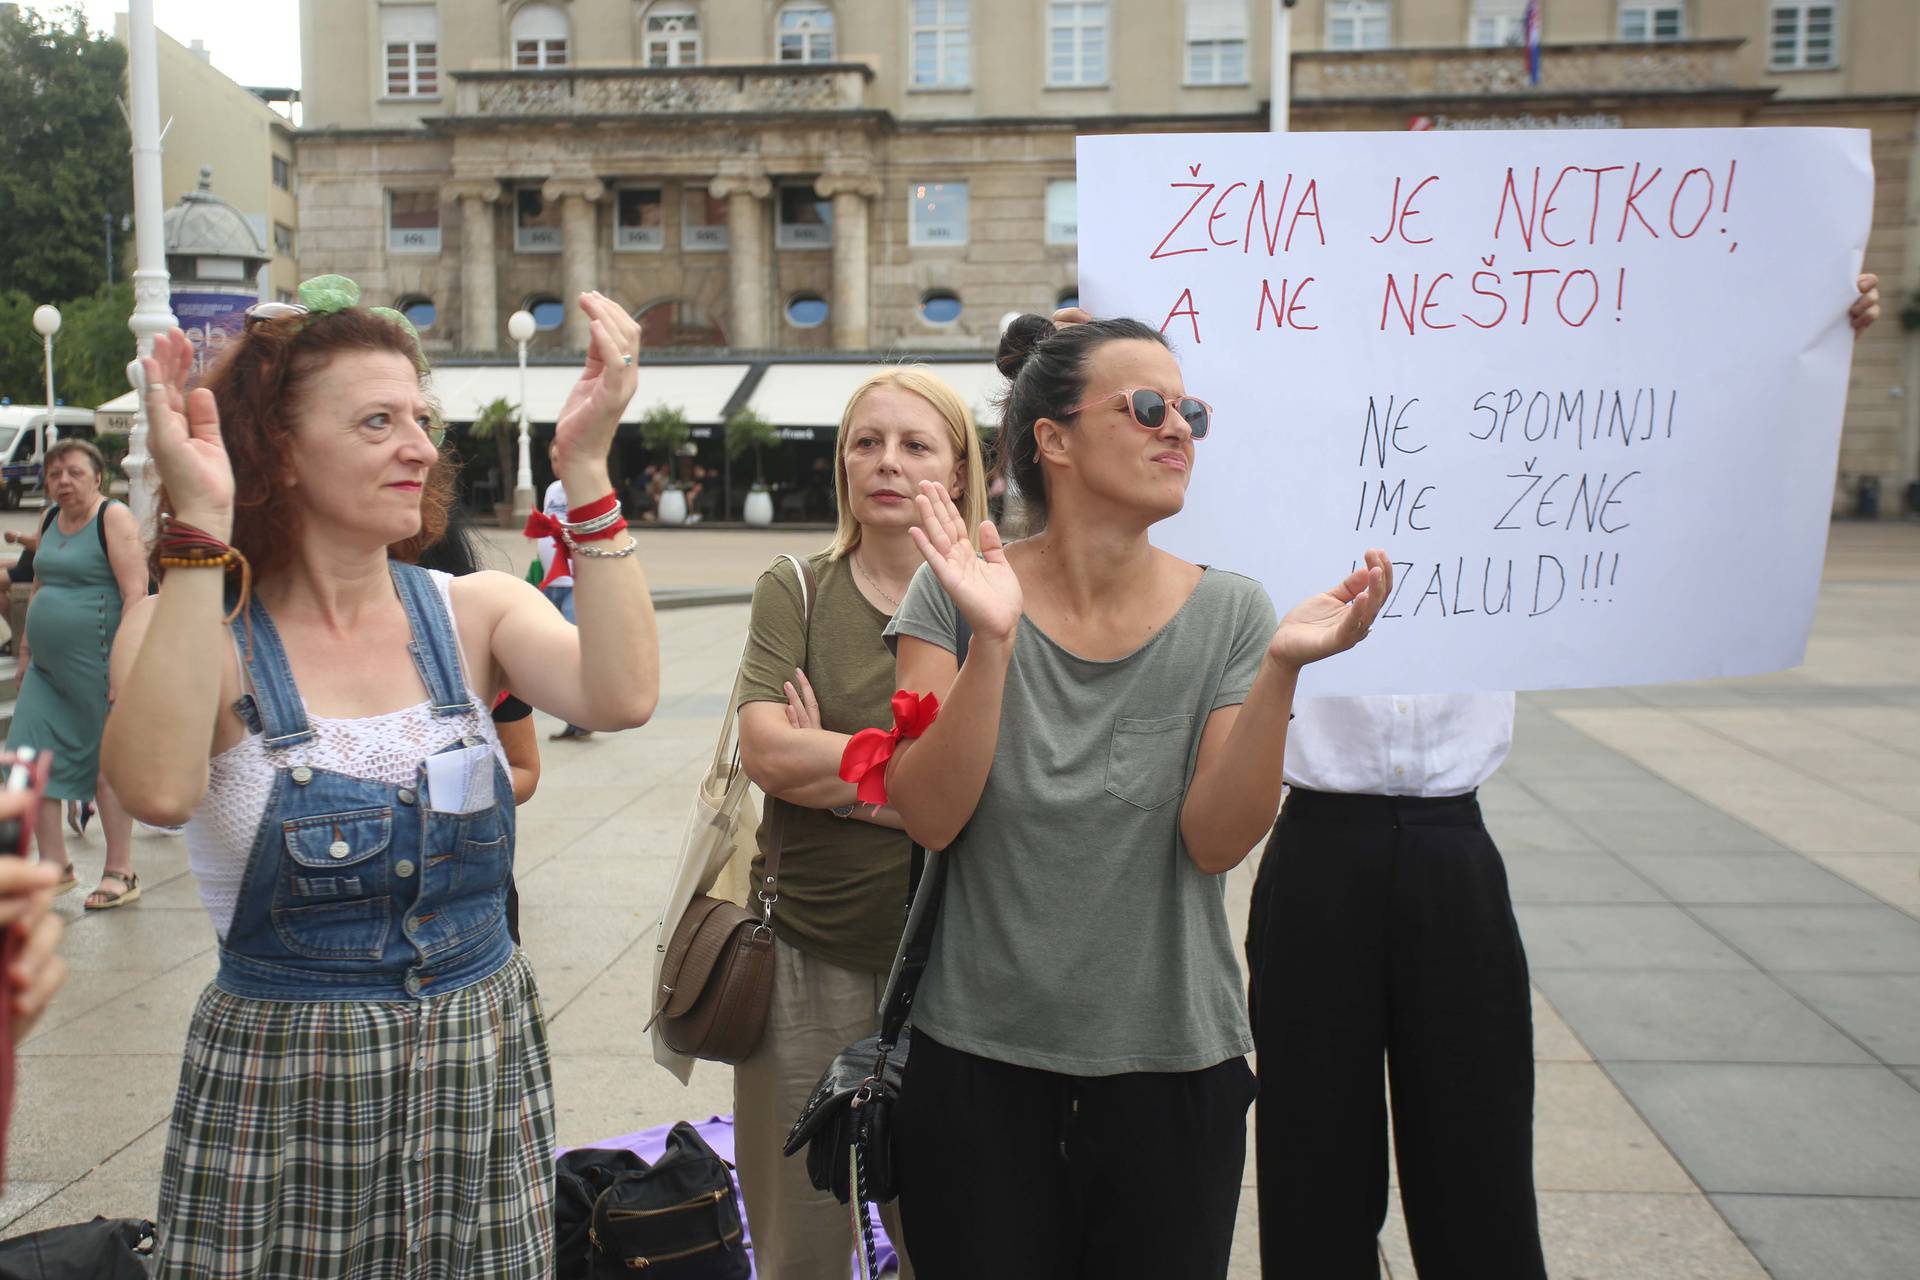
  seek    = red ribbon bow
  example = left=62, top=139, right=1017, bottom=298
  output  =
left=838, top=690, right=942, bottom=807
left=521, top=511, right=571, bottom=589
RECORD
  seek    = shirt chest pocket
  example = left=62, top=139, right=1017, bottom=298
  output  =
left=1104, top=715, right=1196, bottom=811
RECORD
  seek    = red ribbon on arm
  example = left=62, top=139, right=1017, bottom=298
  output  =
left=521, top=511, right=570, bottom=590
left=838, top=690, right=942, bottom=807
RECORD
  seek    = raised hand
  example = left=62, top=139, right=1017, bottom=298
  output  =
left=1851, top=273, right=1880, bottom=333
left=907, top=480, right=1023, bottom=644
left=136, top=329, right=235, bottom=539
left=1268, top=548, right=1392, bottom=669
left=552, top=292, right=642, bottom=485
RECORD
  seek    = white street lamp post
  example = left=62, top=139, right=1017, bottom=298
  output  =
left=1271, top=0, right=1292, bottom=133
left=31, top=305, right=61, bottom=484
left=124, top=0, right=178, bottom=533
left=507, top=309, right=537, bottom=519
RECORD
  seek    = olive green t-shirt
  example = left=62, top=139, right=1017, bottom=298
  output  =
left=736, top=552, right=912, bottom=973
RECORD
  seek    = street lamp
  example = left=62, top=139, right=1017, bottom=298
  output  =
left=507, top=308, right=537, bottom=519
left=32, top=305, right=61, bottom=482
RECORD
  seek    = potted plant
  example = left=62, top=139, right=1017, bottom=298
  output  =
left=723, top=408, right=783, bottom=526
left=464, top=396, right=522, bottom=527
left=639, top=404, right=692, bottom=524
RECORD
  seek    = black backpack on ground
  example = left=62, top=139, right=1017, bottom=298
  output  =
left=555, top=1123, right=749, bottom=1279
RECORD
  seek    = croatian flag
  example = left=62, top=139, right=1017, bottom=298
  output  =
left=1524, top=0, right=1543, bottom=85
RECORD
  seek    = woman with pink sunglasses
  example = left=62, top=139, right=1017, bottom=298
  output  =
left=873, top=313, right=1391, bottom=1276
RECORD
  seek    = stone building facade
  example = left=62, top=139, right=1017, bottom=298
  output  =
left=294, top=0, right=1920, bottom=510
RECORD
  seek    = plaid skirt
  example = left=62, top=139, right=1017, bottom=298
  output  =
left=153, top=950, right=555, bottom=1280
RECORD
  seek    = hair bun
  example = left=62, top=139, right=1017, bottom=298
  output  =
left=995, top=313, right=1057, bottom=380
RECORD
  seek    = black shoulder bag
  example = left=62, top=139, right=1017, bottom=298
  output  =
left=782, top=613, right=970, bottom=1279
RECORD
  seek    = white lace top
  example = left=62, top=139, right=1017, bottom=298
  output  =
left=183, top=571, right=506, bottom=937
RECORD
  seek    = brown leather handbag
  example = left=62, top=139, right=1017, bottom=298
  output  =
left=645, top=555, right=816, bottom=1065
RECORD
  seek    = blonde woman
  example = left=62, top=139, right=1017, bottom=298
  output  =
left=732, top=367, right=988, bottom=1279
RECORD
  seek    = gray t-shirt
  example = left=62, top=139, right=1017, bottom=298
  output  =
left=886, top=562, right=1278, bottom=1076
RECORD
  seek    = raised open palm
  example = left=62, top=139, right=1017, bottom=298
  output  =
left=1269, top=548, right=1392, bottom=669
left=551, top=292, right=642, bottom=476
left=137, top=329, right=235, bottom=537
left=908, top=481, right=1023, bottom=643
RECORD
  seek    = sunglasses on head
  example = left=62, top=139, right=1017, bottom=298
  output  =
left=243, top=300, right=309, bottom=328
left=1063, top=387, right=1212, bottom=440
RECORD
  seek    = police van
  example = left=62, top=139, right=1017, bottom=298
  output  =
left=0, top=406, right=100, bottom=510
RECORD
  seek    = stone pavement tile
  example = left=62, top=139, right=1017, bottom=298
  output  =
left=1829, top=778, right=1920, bottom=818
left=127, top=871, right=213, bottom=911
left=1529, top=970, right=1873, bottom=1065
left=1901, top=1068, right=1920, bottom=1090
left=1710, top=1194, right=1920, bottom=1280
left=1793, top=747, right=1920, bottom=787
left=1808, top=707, right=1920, bottom=753
left=1607, top=1063, right=1920, bottom=1196
left=1726, top=805, right=1920, bottom=856
left=546, top=1053, right=733, bottom=1153
left=509, top=816, right=608, bottom=863
left=1482, top=812, right=1605, bottom=854
left=514, top=845, right=679, bottom=909
left=1531, top=688, right=1647, bottom=710
left=1675, top=774, right=1873, bottom=816
left=6, top=1054, right=182, bottom=1183
left=49, top=908, right=219, bottom=973
left=1616, top=851, right=1876, bottom=906
left=1515, top=906, right=1750, bottom=971
left=1533, top=1063, right=1697, bottom=1193
left=1564, top=809, right=1787, bottom=856
left=1224, top=1177, right=1258, bottom=1279
left=1675, top=709, right=1880, bottom=756
left=1509, top=778, right=1711, bottom=815
left=517, top=904, right=655, bottom=972
left=1499, top=750, right=1661, bottom=784
left=1534, top=1191, right=1770, bottom=1279
left=1549, top=708, right=1736, bottom=758
left=1532, top=988, right=1594, bottom=1063
left=1771, top=974, right=1920, bottom=1065
left=0, top=1185, right=61, bottom=1236
left=1477, top=776, right=1547, bottom=815
left=17, top=968, right=151, bottom=1041
left=527, top=963, right=602, bottom=1017
left=0, top=1178, right=158, bottom=1238
left=87, top=1118, right=171, bottom=1185
left=1505, top=853, right=1664, bottom=904
left=20, top=952, right=217, bottom=1058
left=1812, top=854, right=1920, bottom=912
left=1689, top=905, right=1920, bottom=974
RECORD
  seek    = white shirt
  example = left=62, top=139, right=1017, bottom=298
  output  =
left=536, top=480, right=573, bottom=589
left=1284, top=692, right=1516, bottom=797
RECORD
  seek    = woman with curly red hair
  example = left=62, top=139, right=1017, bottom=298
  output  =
left=103, top=278, right=658, bottom=1277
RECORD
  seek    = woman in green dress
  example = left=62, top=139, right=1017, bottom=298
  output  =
left=7, top=439, right=149, bottom=909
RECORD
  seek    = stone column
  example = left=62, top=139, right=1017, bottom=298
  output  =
left=710, top=164, right=772, bottom=350
left=543, top=176, right=607, bottom=351
left=816, top=167, right=882, bottom=352
left=446, top=180, right=502, bottom=351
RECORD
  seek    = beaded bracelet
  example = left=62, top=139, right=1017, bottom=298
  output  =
left=568, top=534, right=637, bottom=560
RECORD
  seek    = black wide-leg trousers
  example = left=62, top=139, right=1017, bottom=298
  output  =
left=1246, top=788, right=1547, bottom=1280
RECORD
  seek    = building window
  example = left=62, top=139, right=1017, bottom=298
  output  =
left=615, top=187, right=664, bottom=250
left=644, top=2, right=701, bottom=67
left=682, top=187, right=729, bottom=250
left=1618, top=3, right=1684, bottom=41
left=776, top=183, right=832, bottom=248
left=1467, top=0, right=1525, bottom=46
left=515, top=186, right=563, bottom=253
left=277, top=288, right=296, bottom=304
left=1185, top=0, right=1247, bottom=84
left=909, top=181, right=968, bottom=246
left=272, top=222, right=295, bottom=256
left=525, top=295, right=566, bottom=330
left=382, top=4, right=440, bottom=97
left=785, top=294, right=829, bottom=328
left=1770, top=4, right=1836, bottom=69
left=272, top=155, right=291, bottom=190
left=778, top=4, right=834, bottom=62
left=512, top=2, right=570, bottom=67
left=920, top=291, right=961, bottom=325
left=396, top=296, right=437, bottom=329
left=1047, top=1, right=1107, bottom=86
left=1057, top=287, right=1079, bottom=311
left=1326, top=0, right=1389, bottom=50
left=911, top=0, right=969, bottom=87
left=1045, top=179, right=1076, bottom=245
left=387, top=191, right=441, bottom=253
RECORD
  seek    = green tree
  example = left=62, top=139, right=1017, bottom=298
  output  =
left=638, top=404, right=690, bottom=484
left=0, top=7, right=133, bottom=302
left=462, top=396, right=523, bottom=506
left=722, top=408, right=781, bottom=486
left=0, top=284, right=137, bottom=409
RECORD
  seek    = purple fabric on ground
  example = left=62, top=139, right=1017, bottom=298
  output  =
left=563, top=1114, right=898, bottom=1277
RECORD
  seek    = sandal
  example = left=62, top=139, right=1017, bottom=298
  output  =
left=84, top=869, right=140, bottom=911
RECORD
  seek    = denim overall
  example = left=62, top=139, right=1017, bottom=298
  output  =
left=215, top=562, right=516, bottom=1002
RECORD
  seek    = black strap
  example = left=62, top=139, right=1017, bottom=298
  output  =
left=880, top=610, right=971, bottom=1046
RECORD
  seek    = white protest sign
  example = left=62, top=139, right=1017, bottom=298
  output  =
left=1076, top=128, right=1873, bottom=695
